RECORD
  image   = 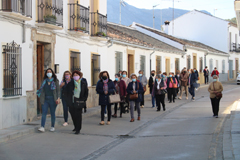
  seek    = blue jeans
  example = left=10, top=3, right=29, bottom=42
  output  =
left=151, top=95, right=155, bottom=107
left=41, top=96, right=57, bottom=127
left=189, top=85, right=195, bottom=98
left=61, top=97, right=68, bottom=123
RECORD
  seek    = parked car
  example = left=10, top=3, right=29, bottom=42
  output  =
left=237, top=73, right=240, bottom=85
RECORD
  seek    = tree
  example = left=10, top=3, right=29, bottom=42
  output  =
left=225, top=17, right=237, bottom=24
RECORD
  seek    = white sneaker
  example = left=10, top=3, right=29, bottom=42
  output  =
left=186, top=97, right=188, bottom=100
left=63, top=122, right=68, bottom=126
left=104, top=114, right=107, bottom=118
left=141, top=105, right=144, bottom=108
left=38, top=127, right=45, bottom=132
left=50, top=127, right=55, bottom=132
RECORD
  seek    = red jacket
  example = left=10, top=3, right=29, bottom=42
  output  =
left=114, top=80, right=127, bottom=100
left=211, top=70, right=219, bottom=77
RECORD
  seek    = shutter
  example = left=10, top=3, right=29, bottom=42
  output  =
left=140, top=55, right=146, bottom=75
left=222, top=60, right=225, bottom=74
left=115, top=52, right=122, bottom=73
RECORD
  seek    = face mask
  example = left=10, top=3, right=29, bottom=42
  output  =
left=139, top=74, right=142, bottom=76
left=47, top=73, right=52, bottom=78
left=123, top=74, right=126, bottom=78
left=151, top=73, right=155, bottom=76
left=132, top=79, right=136, bottom=82
left=184, top=71, right=187, bottom=73
left=169, top=75, right=172, bottom=77
left=177, top=75, right=180, bottom=77
left=194, top=70, right=196, bottom=72
left=213, top=79, right=217, bottom=82
left=65, top=75, right=70, bottom=79
left=120, top=74, right=122, bottom=76
left=102, top=76, right=107, bottom=80
left=163, top=75, right=165, bottom=78
left=73, top=76, right=80, bottom=81
left=115, top=78, right=119, bottom=81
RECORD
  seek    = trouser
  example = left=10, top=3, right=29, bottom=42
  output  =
left=156, top=94, right=165, bottom=111
left=83, top=104, right=87, bottom=112
left=205, top=76, right=209, bottom=84
left=168, top=88, right=176, bottom=102
left=151, top=94, right=155, bottom=107
left=69, top=97, right=83, bottom=132
left=130, top=101, right=140, bottom=119
left=114, top=103, right=124, bottom=115
left=41, top=96, right=57, bottom=127
left=61, top=97, right=68, bottom=123
left=101, top=105, right=111, bottom=121
left=211, top=98, right=221, bottom=116
left=180, top=86, right=188, bottom=97
left=140, top=92, right=145, bottom=106
left=189, top=85, right=195, bottom=98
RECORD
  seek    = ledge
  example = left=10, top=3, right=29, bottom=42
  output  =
left=67, top=30, right=89, bottom=37
left=0, top=11, right=32, bottom=21
left=0, top=95, right=26, bottom=100
left=90, top=36, right=108, bottom=42
left=35, top=23, right=63, bottom=30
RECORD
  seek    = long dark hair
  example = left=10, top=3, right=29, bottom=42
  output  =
left=43, top=68, right=57, bottom=81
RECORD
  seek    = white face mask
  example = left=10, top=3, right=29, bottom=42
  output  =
left=213, top=79, right=217, bottom=82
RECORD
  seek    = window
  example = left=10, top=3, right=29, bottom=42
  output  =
left=91, top=54, right=100, bottom=86
left=187, top=55, right=191, bottom=69
left=156, top=56, right=161, bottom=73
left=70, top=51, right=81, bottom=72
left=209, top=59, right=213, bottom=73
left=175, top=58, right=180, bottom=74
left=222, top=60, right=225, bottom=74
left=216, top=60, right=218, bottom=70
left=140, top=55, right=146, bottom=75
left=229, top=32, right=232, bottom=51
left=199, top=57, right=203, bottom=72
left=2, top=41, right=22, bottom=97
left=115, top=52, right=123, bottom=73
left=229, top=60, right=233, bottom=79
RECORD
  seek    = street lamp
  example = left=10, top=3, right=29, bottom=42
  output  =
left=120, top=0, right=126, bottom=24
left=153, top=4, right=160, bottom=29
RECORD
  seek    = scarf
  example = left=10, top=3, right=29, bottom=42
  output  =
left=103, top=79, right=109, bottom=92
left=74, top=79, right=81, bottom=92
left=37, top=78, right=56, bottom=97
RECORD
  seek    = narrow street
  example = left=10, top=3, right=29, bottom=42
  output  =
left=0, top=82, right=239, bottom=160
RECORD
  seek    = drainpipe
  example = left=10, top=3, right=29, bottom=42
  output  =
left=204, top=51, right=209, bottom=67
left=108, top=39, right=113, bottom=48
left=150, top=49, right=155, bottom=73
left=22, top=21, right=25, bottom=43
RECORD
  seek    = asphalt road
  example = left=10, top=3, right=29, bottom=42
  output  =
left=0, top=82, right=239, bottom=160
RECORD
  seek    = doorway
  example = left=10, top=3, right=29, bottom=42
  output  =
left=37, top=44, right=44, bottom=115
left=193, top=55, right=197, bottom=69
left=128, top=54, right=134, bottom=77
left=236, top=59, right=239, bottom=76
left=165, top=58, right=170, bottom=75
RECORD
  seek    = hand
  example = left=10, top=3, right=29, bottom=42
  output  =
left=133, top=91, right=136, bottom=94
left=60, top=82, right=65, bottom=88
left=56, top=98, right=60, bottom=105
left=160, top=87, right=164, bottom=90
left=104, top=91, right=108, bottom=95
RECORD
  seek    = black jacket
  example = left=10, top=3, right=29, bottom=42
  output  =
left=189, top=73, right=198, bottom=85
left=148, top=76, right=154, bottom=93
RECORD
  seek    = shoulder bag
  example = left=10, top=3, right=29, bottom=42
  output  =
left=74, top=98, right=85, bottom=109
left=213, top=82, right=222, bottom=99
left=172, top=78, right=178, bottom=89
left=109, top=90, right=121, bottom=103
left=129, top=82, right=139, bottom=100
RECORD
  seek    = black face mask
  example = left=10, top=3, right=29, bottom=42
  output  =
left=102, top=76, right=107, bottom=80
left=184, top=71, right=187, bottom=73
left=151, top=73, right=155, bottom=76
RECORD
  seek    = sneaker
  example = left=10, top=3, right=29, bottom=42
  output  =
left=215, top=116, right=218, bottom=118
left=195, top=88, right=198, bottom=91
left=141, top=105, right=144, bottom=108
left=63, top=122, right=68, bottom=126
left=192, top=98, right=195, bottom=102
left=38, top=127, right=45, bottom=132
left=186, top=97, right=188, bottom=100
left=50, top=127, right=55, bottom=132
left=152, top=106, right=155, bottom=108
left=104, top=114, right=107, bottom=118
left=178, top=97, right=182, bottom=100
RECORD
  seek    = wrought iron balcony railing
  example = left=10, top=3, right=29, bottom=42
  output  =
left=68, top=2, right=89, bottom=33
left=36, top=0, right=63, bottom=27
left=0, top=0, right=32, bottom=18
left=230, top=43, right=240, bottom=52
left=90, top=11, right=107, bottom=37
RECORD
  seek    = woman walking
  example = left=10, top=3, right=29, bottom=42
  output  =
left=112, top=74, right=127, bottom=118
left=60, top=71, right=73, bottom=127
left=189, top=69, right=198, bottom=101
left=152, top=75, right=167, bottom=111
left=179, top=69, right=189, bottom=100
left=175, top=70, right=180, bottom=98
left=96, top=71, right=115, bottom=125
left=37, top=68, right=60, bottom=132
left=70, top=71, right=88, bottom=134
left=208, top=75, right=223, bottom=118
left=138, top=70, right=147, bottom=108
left=167, top=72, right=178, bottom=103
left=127, top=74, right=144, bottom=122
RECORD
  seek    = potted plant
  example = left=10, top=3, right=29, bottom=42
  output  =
left=44, top=15, right=57, bottom=25
left=95, top=32, right=106, bottom=37
left=80, top=27, right=86, bottom=31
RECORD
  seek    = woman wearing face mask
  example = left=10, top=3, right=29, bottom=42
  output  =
left=152, top=75, right=167, bottom=111
left=189, top=69, right=198, bottom=101
left=127, top=74, right=144, bottom=122
left=179, top=69, right=189, bottom=100
left=60, top=71, right=73, bottom=127
left=96, top=71, right=116, bottom=125
left=122, top=71, right=131, bottom=87
left=69, top=71, right=89, bottom=134
left=175, top=70, right=180, bottom=98
left=37, top=68, right=60, bottom=132
left=208, top=75, right=223, bottom=118
left=162, top=72, right=167, bottom=82
left=112, top=74, right=127, bottom=118
left=167, top=72, right=178, bottom=103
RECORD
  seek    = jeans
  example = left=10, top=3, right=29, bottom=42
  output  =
left=61, top=97, right=68, bottom=123
left=151, top=95, right=155, bottom=107
left=41, top=96, right=57, bottom=127
left=189, top=85, right=195, bottom=98
left=205, top=76, right=209, bottom=84
left=130, top=101, right=140, bottom=119
left=211, top=98, right=221, bottom=116
left=101, top=105, right=111, bottom=121
left=140, top=92, right=145, bottom=106
left=156, top=94, right=165, bottom=111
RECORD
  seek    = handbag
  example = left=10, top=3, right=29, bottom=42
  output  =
left=213, top=83, right=222, bottom=99
left=74, top=98, right=85, bottom=109
left=161, top=89, right=167, bottom=94
left=143, top=86, right=146, bottom=92
left=129, top=82, right=139, bottom=100
left=109, top=90, right=121, bottom=103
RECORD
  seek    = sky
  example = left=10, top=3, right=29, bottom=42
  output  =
left=124, top=0, right=235, bottom=19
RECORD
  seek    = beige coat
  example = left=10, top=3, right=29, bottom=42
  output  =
left=208, top=81, right=223, bottom=98
left=180, top=72, right=189, bottom=86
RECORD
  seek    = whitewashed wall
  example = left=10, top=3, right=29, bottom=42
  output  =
left=99, top=0, right=107, bottom=15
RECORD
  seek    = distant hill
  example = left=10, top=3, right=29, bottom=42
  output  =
left=107, top=0, right=212, bottom=30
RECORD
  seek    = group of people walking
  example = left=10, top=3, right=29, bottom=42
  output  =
left=36, top=66, right=223, bottom=134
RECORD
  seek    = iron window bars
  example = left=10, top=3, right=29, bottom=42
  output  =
left=37, top=0, right=63, bottom=27
left=68, top=2, right=89, bottom=33
left=90, top=11, right=107, bottom=36
left=0, top=0, right=32, bottom=17
left=231, top=43, right=240, bottom=52
left=2, top=41, right=22, bottom=97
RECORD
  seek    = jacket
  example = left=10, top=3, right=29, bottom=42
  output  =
left=96, top=79, right=116, bottom=105
left=148, top=76, right=155, bottom=93
left=40, top=79, right=60, bottom=105
left=61, top=78, right=74, bottom=106
left=152, top=79, right=167, bottom=96
left=189, top=73, right=198, bottom=85
left=114, top=80, right=127, bottom=100
left=167, top=77, right=177, bottom=88
left=138, top=75, right=148, bottom=87
left=211, top=70, right=219, bottom=77
left=175, top=75, right=180, bottom=86
left=203, top=69, right=209, bottom=76
left=195, top=70, right=199, bottom=78
left=180, top=72, right=189, bottom=86
left=127, top=81, right=144, bottom=102
left=208, top=81, right=223, bottom=98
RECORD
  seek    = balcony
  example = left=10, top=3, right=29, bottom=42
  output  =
left=36, top=0, right=63, bottom=30
left=90, top=11, right=107, bottom=38
left=0, top=0, right=32, bottom=21
left=68, top=2, right=89, bottom=35
left=235, top=0, right=240, bottom=30
left=230, top=43, right=240, bottom=52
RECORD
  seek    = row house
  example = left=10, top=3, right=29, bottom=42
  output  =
left=0, top=0, right=108, bottom=129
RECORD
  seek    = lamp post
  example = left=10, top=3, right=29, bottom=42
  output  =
left=120, top=0, right=126, bottom=24
left=153, top=4, right=159, bottom=29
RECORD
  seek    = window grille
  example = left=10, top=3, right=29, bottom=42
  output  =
left=115, top=52, right=123, bottom=73
left=140, top=55, right=146, bottom=75
left=91, top=54, right=100, bottom=86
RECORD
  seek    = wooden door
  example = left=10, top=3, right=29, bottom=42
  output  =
left=37, top=44, right=44, bottom=115
left=165, top=59, right=170, bottom=75
left=128, top=55, right=134, bottom=77
left=193, top=56, right=197, bottom=69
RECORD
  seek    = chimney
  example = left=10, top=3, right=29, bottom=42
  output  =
left=163, top=21, right=170, bottom=34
